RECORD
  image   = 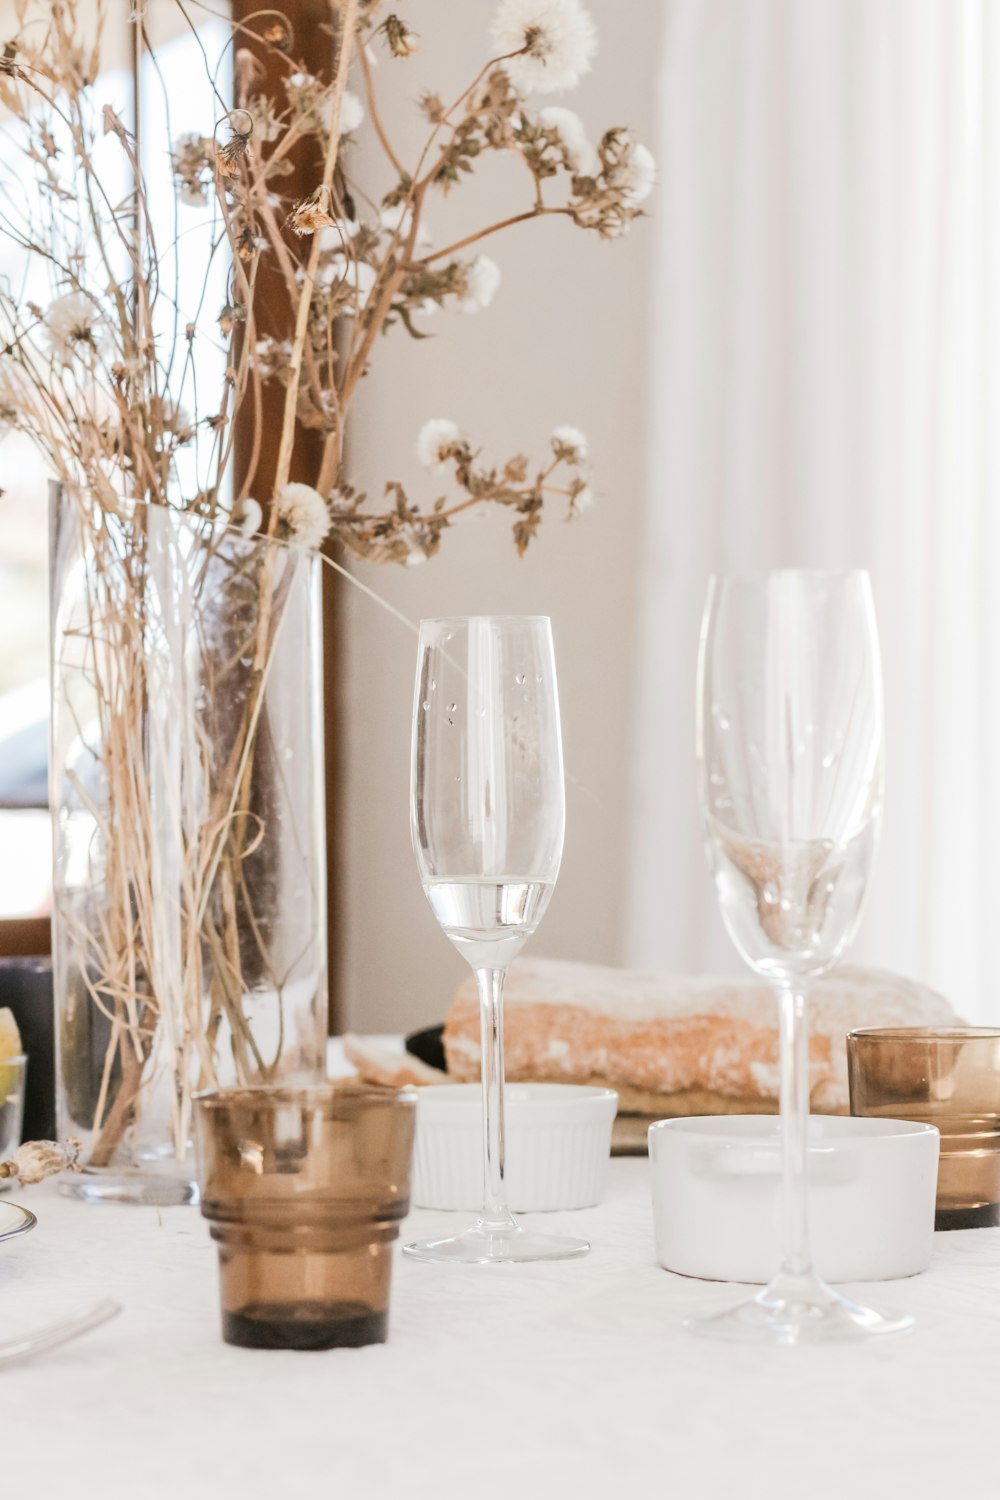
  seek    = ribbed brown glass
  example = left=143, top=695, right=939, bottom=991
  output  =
left=195, top=1084, right=415, bottom=1348
left=848, top=1027, right=1000, bottom=1229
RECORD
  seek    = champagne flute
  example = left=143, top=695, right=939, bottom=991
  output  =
left=402, top=616, right=588, bottom=1264
left=692, top=570, right=911, bottom=1342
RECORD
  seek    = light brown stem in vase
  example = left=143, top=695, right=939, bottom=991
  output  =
left=316, top=421, right=344, bottom=497
left=88, top=1036, right=145, bottom=1169
left=339, top=265, right=405, bottom=410
left=271, top=0, right=359, bottom=508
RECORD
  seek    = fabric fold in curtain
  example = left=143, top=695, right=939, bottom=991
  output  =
left=628, top=0, right=1000, bottom=1021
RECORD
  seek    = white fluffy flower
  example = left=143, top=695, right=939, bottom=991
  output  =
left=538, top=106, right=599, bottom=176
left=381, top=204, right=433, bottom=254
left=551, top=424, right=588, bottom=461
left=380, top=203, right=412, bottom=239
left=619, top=140, right=656, bottom=205
left=274, top=482, right=330, bottom=549
left=234, top=497, right=262, bottom=536
left=179, top=183, right=207, bottom=208
left=290, top=73, right=363, bottom=134
left=44, top=292, right=106, bottom=363
left=572, top=484, right=593, bottom=511
left=491, top=0, right=597, bottom=94
left=458, top=255, right=501, bottom=314
left=416, top=419, right=463, bottom=471
left=330, top=255, right=378, bottom=300
left=339, top=89, right=364, bottom=133
left=319, top=218, right=359, bottom=249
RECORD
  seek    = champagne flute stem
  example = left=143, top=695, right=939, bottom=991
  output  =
left=476, top=965, right=516, bottom=1232
left=778, top=984, right=812, bottom=1278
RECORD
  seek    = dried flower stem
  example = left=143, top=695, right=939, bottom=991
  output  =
left=272, top=0, right=359, bottom=506
left=422, top=207, right=570, bottom=265
left=356, top=34, right=403, bottom=178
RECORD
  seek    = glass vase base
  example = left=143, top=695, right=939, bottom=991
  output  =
left=402, top=1220, right=590, bottom=1265
left=684, top=1272, right=913, bottom=1345
left=59, top=1172, right=198, bottom=1207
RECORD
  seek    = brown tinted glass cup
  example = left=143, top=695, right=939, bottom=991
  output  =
left=847, top=1028, right=1000, bottom=1230
left=195, top=1084, right=416, bottom=1349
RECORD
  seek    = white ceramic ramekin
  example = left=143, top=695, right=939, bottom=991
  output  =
left=411, top=1083, right=618, bottom=1212
left=649, top=1114, right=940, bottom=1283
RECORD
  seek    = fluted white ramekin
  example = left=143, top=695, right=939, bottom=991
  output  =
left=411, top=1083, right=618, bottom=1212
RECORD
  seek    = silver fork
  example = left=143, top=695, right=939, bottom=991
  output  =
left=0, top=1300, right=121, bottom=1371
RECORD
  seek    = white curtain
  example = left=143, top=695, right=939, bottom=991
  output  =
left=627, top=0, right=1000, bottom=1022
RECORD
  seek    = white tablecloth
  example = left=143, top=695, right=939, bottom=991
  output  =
left=2, top=1092, right=999, bottom=1497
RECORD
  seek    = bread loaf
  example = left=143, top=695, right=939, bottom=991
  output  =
left=443, top=957, right=957, bottom=1114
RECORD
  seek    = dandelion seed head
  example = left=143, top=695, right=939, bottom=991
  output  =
left=234, top=497, right=262, bottom=536
left=491, top=0, right=597, bottom=95
left=416, top=418, right=462, bottom=471
left=551, top=424, right=589, bottom=461
left=380, top=203, right=412, bottom=238
left=457, top=255, right=501, bottom=314
left=274, top=482, right=331, bottom=549
left=44, top=292, right=106, bottom=364
left=330, top=254, right=378, bottom=300
left=538, top=106, right=599, bottom=176
left=339, top=89, right=364, bottom=134
left=620, top=140, right=655, bottom=205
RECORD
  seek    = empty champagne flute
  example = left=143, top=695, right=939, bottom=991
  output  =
left=403, top=616, right=588, bottom=1264
left=692, top=570, right=911, bottom=1342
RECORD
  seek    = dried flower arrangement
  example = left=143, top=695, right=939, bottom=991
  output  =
left=0, top=0, right=653, bottom=558
left=0, top=0, right=653, bottom=1187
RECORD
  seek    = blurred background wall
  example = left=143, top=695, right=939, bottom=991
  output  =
left=337, top=0, right=660, bottom=1031
left=341, top=0, right=1000, bottom=1033
left=629, top=0, right=1000, bottom=1024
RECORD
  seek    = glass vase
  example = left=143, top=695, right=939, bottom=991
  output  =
left=49, top=487, right=328, bottom=1204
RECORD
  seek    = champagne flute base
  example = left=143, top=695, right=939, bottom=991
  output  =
left=402, top=1220, right=590, bottom=1265
left=683, top=1269, right=913, bottom=1345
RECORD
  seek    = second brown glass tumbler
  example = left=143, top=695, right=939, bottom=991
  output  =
left=848, top=1027, right=1000, bottom=1229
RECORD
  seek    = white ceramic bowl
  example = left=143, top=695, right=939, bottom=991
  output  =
left=411, top=1083, right=618, bottom=1212
left=649, top=1114, right=940, bottom=1283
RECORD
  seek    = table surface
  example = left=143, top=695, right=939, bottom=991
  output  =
left=2, top=1089, right=999, bottom=1498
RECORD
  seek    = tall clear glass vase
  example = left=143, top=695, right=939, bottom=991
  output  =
left=49, top=487, right=328, bottom=1204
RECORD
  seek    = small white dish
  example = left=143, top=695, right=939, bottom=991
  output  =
left=0, top=1200, right=36, bottom=1246
left=649, top=1114, right=939, bottom=1283
left=411, top=1083, right=618, bottom=1212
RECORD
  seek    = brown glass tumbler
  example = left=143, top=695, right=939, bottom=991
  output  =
left=195, top=1084, right=416, bottom=1349
left=847, top=1027, right=1000, bottom=1230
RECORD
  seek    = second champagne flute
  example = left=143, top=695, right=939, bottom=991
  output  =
left=403, top=616, right=588, bottom=1264
left=692, top=569, right=910, bottom=1342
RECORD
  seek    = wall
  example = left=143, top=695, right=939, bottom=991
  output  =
left=337, top=2, right=661, bottom=1032
left=625, top=0, right=1000, bottom=1022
